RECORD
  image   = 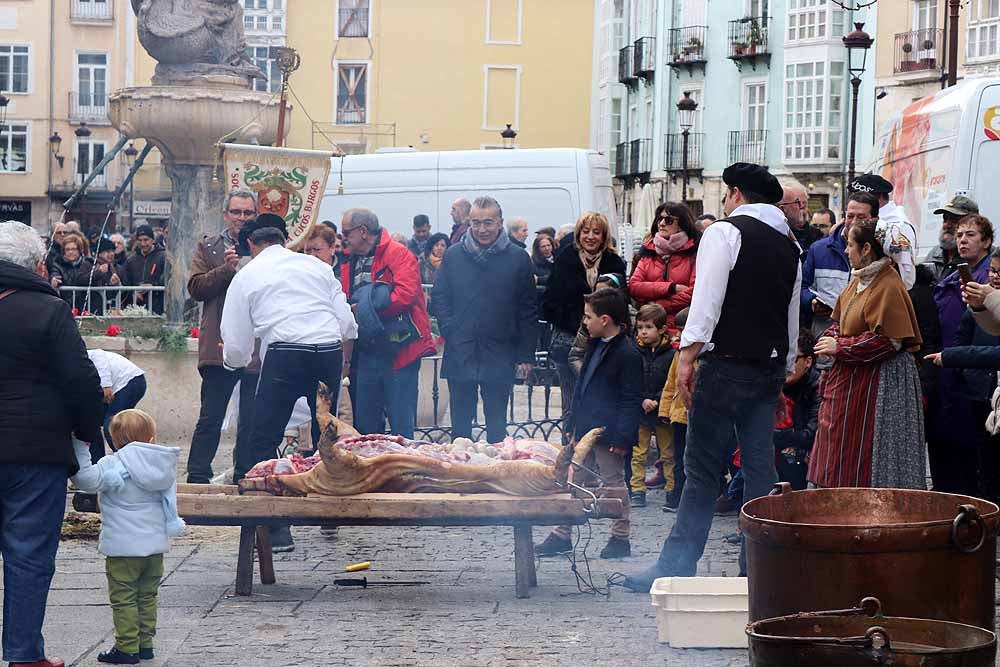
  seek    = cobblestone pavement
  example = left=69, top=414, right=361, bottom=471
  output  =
left=3, top=487, right=752, bottom=667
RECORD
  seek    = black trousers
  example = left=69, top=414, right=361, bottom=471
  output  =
left=448, top=380, right=511, bottom=444
left=234, top=343, right=342, bottom=482
left=186, top=365, right=258, bottom=484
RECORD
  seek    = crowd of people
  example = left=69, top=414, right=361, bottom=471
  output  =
left=44, top=219, right=168, bottom=315
left=5, top=156, right=1000, bottom=665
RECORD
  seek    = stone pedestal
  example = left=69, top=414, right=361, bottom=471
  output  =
left=109, top=82, right=290, bottom=324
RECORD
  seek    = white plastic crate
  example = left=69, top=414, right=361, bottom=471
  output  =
left=650, top=577, right=749, bottom=648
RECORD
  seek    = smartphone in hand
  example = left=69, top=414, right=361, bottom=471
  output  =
left=958, top=262, right=974, bottom=285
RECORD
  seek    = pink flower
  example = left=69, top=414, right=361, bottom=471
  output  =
left=189, top=327, right=200, bottom=339
left=72, top=308, right=79, bottom=317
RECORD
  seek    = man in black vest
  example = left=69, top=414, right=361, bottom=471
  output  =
left=624, top=163, right=801, bottom=591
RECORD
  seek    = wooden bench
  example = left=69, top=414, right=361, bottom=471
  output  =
left=172, top=483, right=625, bottom=599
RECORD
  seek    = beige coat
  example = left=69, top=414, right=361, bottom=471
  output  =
left=971, top=291, right=1000, bottom=434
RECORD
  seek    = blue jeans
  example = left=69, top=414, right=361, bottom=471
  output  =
left=0, top=463, right=68, bottom=662
left=92, top=374, right=148, bottom=462
left=656, top=355, right=784, bottom=576
left=354, top=357, right=420, bottom=439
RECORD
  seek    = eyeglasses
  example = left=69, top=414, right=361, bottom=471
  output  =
left=342, top=225, right=364, bottom=237
left=780, top=201, right=806, bottom=210
left=227, top=208, right=256, bottom=218
left=53, top=230, right=66, bottom=235
left=469, top=219, right=498, bottom=229
left=989, top=268, right=1000, bottom=276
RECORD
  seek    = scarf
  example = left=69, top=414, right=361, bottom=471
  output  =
left=462, top=228, right=510, bottom=267
left=428, top=253, right=442, bottom=269
left=651, top=231, right=690, bottom=259
left=851, top=257, right=892, bottom=293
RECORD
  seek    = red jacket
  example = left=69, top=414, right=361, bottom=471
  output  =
left=628, top=238, right=697, bottom=329
left=338, top=230, right=437, bottom=370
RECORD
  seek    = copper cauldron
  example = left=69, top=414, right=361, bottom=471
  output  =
left=740, top=483, right=999, bottom=629
left=747, top=597, right=996, bottom=667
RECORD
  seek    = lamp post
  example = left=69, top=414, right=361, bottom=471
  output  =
left=123, top=142, right=138, bottom=232
left=677, top=91, right=698, bottom=204
left=843, top=22, right=873, bottom=187
left=501, top=123, right=518, bottom=149
left=947, top=0, right=960, bottom=86
left=49, top=131, right=64, bottom=169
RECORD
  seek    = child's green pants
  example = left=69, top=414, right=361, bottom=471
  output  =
left=105, top=554, right=163, bottom=654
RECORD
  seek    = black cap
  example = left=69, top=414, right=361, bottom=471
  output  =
left=135, top=224, right=155, bottom=240
left=237, top=213, right=288, bottom=255
left=849, top=173, right=893, bottom=195
left=722, top=162, right=783, bottom=204
left=97, top=236, right=116, bottom=254
left=413, top=214, right=430, bottom=228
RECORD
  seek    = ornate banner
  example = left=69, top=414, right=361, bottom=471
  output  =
left=222, top=143, right=333, bottom=247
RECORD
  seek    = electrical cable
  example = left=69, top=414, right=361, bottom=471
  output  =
left=286, top=82, right=342, bottom=153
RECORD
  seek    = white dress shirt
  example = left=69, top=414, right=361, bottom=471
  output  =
left=877, top=201, right=917, bottom=290
left=221, top=244, right=358, bottom=370
left=680, top=203, right=803, bottom=373
left=88, top=349, right=144, bottom=393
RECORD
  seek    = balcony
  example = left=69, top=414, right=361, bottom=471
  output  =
left=628, top=138, right=652, bottom=176
left=633, top=37, right=656, bottom=81
left=664, top=132, right=705, bottom=174
left=336, top=107, right=367, bottom=125
left=728, top=130, right=768, bottom=166
left=613, top=142, right=629, bottom=178
left=74, top=171, right=107, bottom=189
left=667, top=26, right=708, bottom=72
left=338, top=7, right=369, bottom=37
left=71, top=0, right=113, bottom=22
left=894, top=28, right=943, bottom=76
left=728, top=16, right=770, bottom=70
left=618, top=45, right=637, bottom=85
left=69, top=91, right=110, bottom=125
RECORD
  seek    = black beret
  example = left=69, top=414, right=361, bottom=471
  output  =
left=134, top=224, right=155, bottom=240
left=722, top=162, right=783, bottom=204
left=848, top=173, right=893, bottom=195
left=97, top=236, right=116, bottom=254
left=243, top=213, right=289, bottom=240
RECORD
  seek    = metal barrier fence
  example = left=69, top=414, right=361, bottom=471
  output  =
left=58, top=285, right=166, bottom=316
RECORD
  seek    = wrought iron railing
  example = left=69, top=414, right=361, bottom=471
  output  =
left=667, top=26, right=708, bottom=65
left=58, top=285, right=166, bottom=316
left=633, top=36, right=656, bottom=78
left=728, top=16, right=770, bottom=58
left=613, top=141, right=629, bottom=177
left=336, top=107, right=367, bottom=125
left=69, top=91, right=109, bottom=124
left=71, top=0, right=113, bottom=21
left=728, top=129, right=768, bottom=165
left=618, top=45, right=636, bottom=84
left=629, top=138, right=652, bottom=175
left=894, top=28, right=943, bottom=74
left=664, top=132, right=705, bottom=171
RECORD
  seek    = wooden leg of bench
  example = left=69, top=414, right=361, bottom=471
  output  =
left=255, top=526, right=276, bottom=585
left=513, top=525, right=536, bottom=599
left=236, top=524, right=256, bottom=596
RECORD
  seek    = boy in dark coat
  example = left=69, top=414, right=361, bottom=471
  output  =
left=630, top=303, right=675, bottom=508
left=534, top=287, right=642, bottom=559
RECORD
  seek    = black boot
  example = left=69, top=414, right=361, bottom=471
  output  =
left=138, top=648, right=154, bottom=661
left=599, top=536, right=631, bottom=559
left=97, top=648, right=139, bottom=665
left=534, top=533, right=572, bottom=556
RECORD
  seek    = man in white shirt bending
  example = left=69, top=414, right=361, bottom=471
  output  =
left=87, top=348, right=146, bottom=463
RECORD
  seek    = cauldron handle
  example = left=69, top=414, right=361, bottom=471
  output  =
left=951, top=504, right=987, bottom=554
left=768, top=482, right=793, bottom=496
left=864, top=626, right=891, bottom=652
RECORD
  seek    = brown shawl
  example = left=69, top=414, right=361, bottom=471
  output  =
left=832, top=261, right=922, bottom=352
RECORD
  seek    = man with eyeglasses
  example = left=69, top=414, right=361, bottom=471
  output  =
left=432, top=195, right=537, bottom=443
left=778, top=183, right=822, bottom=257
left=184, top=189, right=261, bottom=485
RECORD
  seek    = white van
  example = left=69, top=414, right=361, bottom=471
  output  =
left=317, top=148, right=615, bottom=239
left=872, top=77, right=1000, bottom=259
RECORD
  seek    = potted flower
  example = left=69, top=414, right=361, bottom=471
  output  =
left=901, top=42, right=914, bottom=54
left=733, top=41, right=748, bottom=56
left=922, top=38, right=935, bottom=50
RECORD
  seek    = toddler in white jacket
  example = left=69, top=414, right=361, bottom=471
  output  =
left=72, top=409, right=185, bottom=665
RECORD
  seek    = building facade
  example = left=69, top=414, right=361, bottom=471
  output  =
left=592, top=0, right=878, bottom=225
left=0, top=0, right=137, bottom=231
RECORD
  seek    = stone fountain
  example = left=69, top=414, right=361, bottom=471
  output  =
left=109, top=0, right=290, bottom=324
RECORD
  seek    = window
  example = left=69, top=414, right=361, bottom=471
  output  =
left=244, top=15, right=254, bottom=31
left=969, top=0, right=1000, bottom=59
left=336, top=63, right=367, bottom=124
left=486, top=0, right=522, bottom=44
left=783, top=60, right=843, bottom=161
left=77, top=53, right=107, bottom=108
left=247, top=46, right=280, bottom=93
left=338, top=0, right=370, bottom=38
left=0, top=45, right=29, bottom=93
left=915, top=0, right=938, bottom=30
left=787, top=0, right=827, bottom=42
left=744, top=81, right=766, bottom=132
left=0, top=123, right=27, bottom=173
left=272, top=15, right=282, bottom=31
left=748, top=0, right=769, bottom=17
left=76, top=141, right=106, bottom=186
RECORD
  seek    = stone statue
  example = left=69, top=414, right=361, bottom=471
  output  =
left=131, top=0, right=265, bottom=84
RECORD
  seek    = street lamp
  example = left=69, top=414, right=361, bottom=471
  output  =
left=74, top=122, right=92, bottom=138
left=123, top=142, right=138, bottom=232
left=49, top=131, right=64, bottom=169
left=501, top=123, right=518, bottom=149
left=677, top=91, right=698, bottom=204
left=843, top=22, right=873, bottom=186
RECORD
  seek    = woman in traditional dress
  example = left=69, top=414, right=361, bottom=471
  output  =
left=808, top=217, right=925, bottom=489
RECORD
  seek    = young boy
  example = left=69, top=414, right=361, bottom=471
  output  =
left=630, top=304, right=675, bottom=508
left=659, top=308, right=690, bottom=512
left=72, top=409, right=185, bottom=665
left=535, top=287, right=642, bottom=559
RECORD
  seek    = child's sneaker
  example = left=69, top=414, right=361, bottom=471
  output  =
left=97, top=647, right=139, bottom=665
left=269, top=525, right=295, bottom=553
left=629, top=491, right=647, bottom=508
left=663, top=490, right=680, bottom=513
left=138, top=648, right=154, bottom=661
left=533, top=533, right=572, bottom=556
left=599, top=536, right=631, bottom=559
